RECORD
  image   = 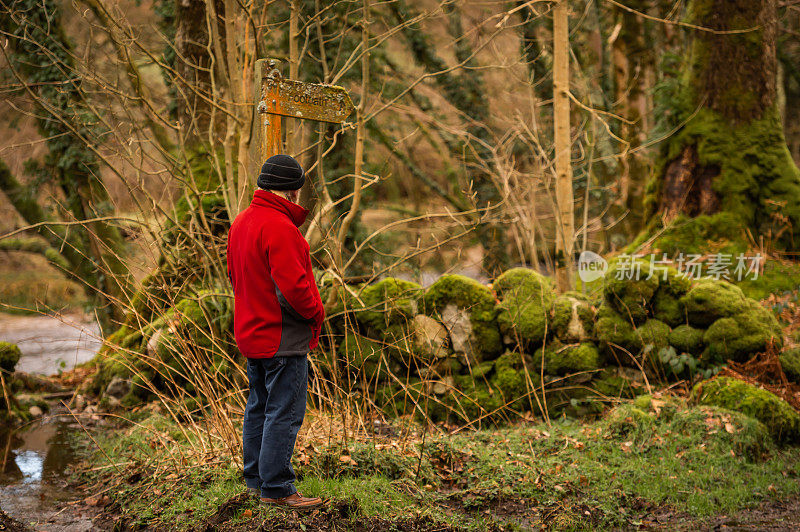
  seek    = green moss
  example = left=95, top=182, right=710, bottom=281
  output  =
left=489, top=351, right=541, bottom=411
left=651, top=289, right=685, bottom=327
left=0, top=342, right=22, bottom=373
left=423, top=274, right=501, bottom=360
left=337, top=333, right=388, bottom=381
left=532, top=341, right=602, bottom=376
left=356, top=278, right=422, bottom=331
left=492, top=268, right=554, bottom=346
left=591, top=369, right=637, bottom=399
left=703, top=300, right=783, bottom=364
left=551, top=292, right=595, bottom=342
left=603, top=260, right=659, bottom=324
left=780, top=348, right=800, bottom=382
left=635, top=319, right=671, bottom=353
left=448, top=377, right=503, bottom=423
left=680, top=279, right=747, bottom=327
left=642, top=213, right=748, bottom=257
left=737, top=261, right=800, bottom=300
left=323, top=282, right=366, bottom=333
left=595, top=304, right=642, bottom=355
left=645, top=98, right=800, bottom=250
left=668, top=324, right=705, bottom=355
left=692, top=376, right=800, bottom=444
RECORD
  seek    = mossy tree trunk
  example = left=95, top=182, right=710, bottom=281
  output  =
left=645, top=0, right=800, bottom=251
left=610, top=0, right=655, bottom=235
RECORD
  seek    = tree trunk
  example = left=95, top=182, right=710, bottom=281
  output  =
left=610, top=0, right=653, bottom=235
left=553, top=0, right=574, bottom=291
left=173, top=0, right=225, bottom=139
left=645, top=0, right=800, bottom=252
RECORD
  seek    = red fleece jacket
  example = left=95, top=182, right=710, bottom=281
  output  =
left=227, top=190, right=325, bottom=358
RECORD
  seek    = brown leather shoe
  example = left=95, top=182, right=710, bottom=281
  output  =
left=260, top=491, right=323, bottom=510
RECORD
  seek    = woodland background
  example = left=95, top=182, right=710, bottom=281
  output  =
left=3, top=1, right=800, bottom=529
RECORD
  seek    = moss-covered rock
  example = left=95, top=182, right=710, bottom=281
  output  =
left=669, top=324, right=705, bottom=355
left=493, top=268, right=555, bottom=347
left=603, top=260, right=659, bottom=324
left=491, top=351, right=537, bottom=407
left=423, top=274, right=501, bottom=361
left=636, top=319, right=671, bottom=352
left=692, top=377, right=800, bottom=444
left=450, top=375, right=504, bottom=423
left=337, top=333, right=388, bottom=381
left=591, top=368, right=638, bottom=399
left=596, top=304, right=642, bottom=355
left=320, top=280, right=366, bottom=334
left=356, top=278, right=422, bottom=331
left=681, top=279, right=747, bottom=327
left=0, top=342, right=22, bottom=373
left=551, top=292, right=595, bottom=342
left=780, top=348, right=800, bottom=383
left=703, top=301, right=783, bottom=364
left=409, top=314, right=448, bottom=360
left=532, top=341, right=602, bottom=376
left=651, top=289, right=685, bottom=327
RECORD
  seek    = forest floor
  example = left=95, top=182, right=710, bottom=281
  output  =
left=56, top=395, right=800, bottom=531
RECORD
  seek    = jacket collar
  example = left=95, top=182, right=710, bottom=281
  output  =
left=251, top=189, right=308, bottom=227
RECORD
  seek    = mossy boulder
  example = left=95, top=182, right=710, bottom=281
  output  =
left=532, top=341, right=602, bottom=376
left=703, top=301, right=783, bottom=364
left=423, top=274, right=502, bottom=361
left=591, top=369, right=638, bottom=399
left=635, top=319, right=671, bottom=352
left=450, top=375, right=503, bottom=423
left=321, top=280, right=366, bottom=333
left=603, top=260, right=659, bottom=324
left=692, top=377, right=800, bottom=444
left=491, top=351, right=537, bottom=407
left=680, top=279, right=747, bottom=327
left=493, top=268, right=555, bottom=347
left=780, top=348, right=800, bottom=383
left=409, top=314, right=449, bottom=360
left=551, top=292, right=595, bottom=342
left=337, top=333, right=388, bottom=381
left=356, top=278, right=422, bottom=331
left=669, top=324, right=705, bottom=355
left=651, top=289, right=685, bottom=327
left=0, top=342, right=22, bottom=373
left=596, top=304, right=642, bottom=356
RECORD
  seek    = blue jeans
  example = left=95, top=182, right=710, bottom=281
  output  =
left=242, top=355, right=308, bottom=498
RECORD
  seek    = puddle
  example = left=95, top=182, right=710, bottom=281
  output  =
left=0, top=313, right=101, bottom=375
left=0, top=413, right=96, bottom=530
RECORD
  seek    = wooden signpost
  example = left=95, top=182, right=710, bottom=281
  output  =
left=256, top=59, right=355, bottom=160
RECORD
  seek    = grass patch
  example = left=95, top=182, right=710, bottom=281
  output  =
left=76, top=400, right=800, bottom=531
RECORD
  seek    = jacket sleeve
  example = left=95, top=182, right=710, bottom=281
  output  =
left=267, top=223, right=324, bottom=322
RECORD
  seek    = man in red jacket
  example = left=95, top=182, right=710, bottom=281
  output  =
left=227, top=154, right=325, bottom=510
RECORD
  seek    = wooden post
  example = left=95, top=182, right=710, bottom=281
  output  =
left=553, top=0, right=574, bottom=292
left=257, top=59, right=284, bottom=161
